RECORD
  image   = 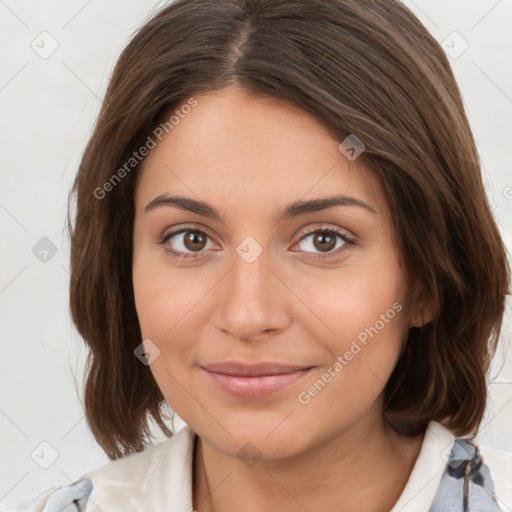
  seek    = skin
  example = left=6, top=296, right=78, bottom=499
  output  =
left=132, top=84, right=433, bottom=512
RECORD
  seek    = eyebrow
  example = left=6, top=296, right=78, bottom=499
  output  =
left=144, top=193, right=377, bottom=223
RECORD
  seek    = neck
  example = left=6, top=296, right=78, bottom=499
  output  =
left=193, top=407, right=424, bottom=512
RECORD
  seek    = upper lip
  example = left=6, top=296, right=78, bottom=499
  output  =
left=201, top=361, right=314, bottom=377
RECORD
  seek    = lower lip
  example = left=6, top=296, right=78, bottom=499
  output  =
left=201, top=367, right=314, bottom=399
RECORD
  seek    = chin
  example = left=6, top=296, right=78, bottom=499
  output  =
left=192, top=411, right=321, bottom=462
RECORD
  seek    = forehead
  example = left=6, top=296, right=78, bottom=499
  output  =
left=134, top=86, right=385, bottom=217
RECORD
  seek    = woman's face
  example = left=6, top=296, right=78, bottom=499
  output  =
left=132, top=85, right=424, bottom=459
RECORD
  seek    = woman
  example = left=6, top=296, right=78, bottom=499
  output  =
left=16, top=0, right=511, bottom=510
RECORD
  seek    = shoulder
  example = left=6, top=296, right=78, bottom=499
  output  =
left=390, top=421, right=512, bottom=512
left=82, top=424, right=196, bottom=486
left=11, top=425, right=197, bottom=512
left=476, top=440, right=512, bottom=509
left=428, top=424, right=512, bottom=512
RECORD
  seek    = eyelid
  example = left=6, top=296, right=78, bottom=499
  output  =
left=160, top=223, right=216, bottom=242
left=295, top=224, right=355, bottom=244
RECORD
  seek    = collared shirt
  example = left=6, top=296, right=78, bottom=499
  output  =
left=9, top=421, right=512, bottom=512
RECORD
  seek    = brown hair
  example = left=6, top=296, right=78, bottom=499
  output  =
left=68, top=0, right=510, bottom=459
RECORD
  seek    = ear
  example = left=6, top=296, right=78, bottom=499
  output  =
left=409, top=283, right=436, bottom=328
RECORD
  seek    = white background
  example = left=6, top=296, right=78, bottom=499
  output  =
left=0, top=0, right=511, bottom=508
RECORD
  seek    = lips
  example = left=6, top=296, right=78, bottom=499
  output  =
left=200, top=361, right=315, bottom=399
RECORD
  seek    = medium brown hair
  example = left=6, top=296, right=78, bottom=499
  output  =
left=68, top=0, right=510, bottom=459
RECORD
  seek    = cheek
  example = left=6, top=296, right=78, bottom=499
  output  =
left=132, top=249, right=224, bottom=383
left=133, top=266, right=207, bottom=340
left=295, top=255, right=407, bottom=341
left=133, top=232, right=198, bottom=336
left=291, top=254, right=409, bottom=398
left=132, top=259, right=211, bottom=420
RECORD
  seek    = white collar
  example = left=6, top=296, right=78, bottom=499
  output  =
left=390, top=421, right=456, bottom=512
left=82, top=424, right=197, bottom=510
left=83, top=421, right=456, bottom=511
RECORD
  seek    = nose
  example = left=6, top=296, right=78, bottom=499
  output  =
left=212, top=242, right=292, bottom=343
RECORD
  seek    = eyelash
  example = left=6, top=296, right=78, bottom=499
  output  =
left=159, top=225, right=355, bottom=261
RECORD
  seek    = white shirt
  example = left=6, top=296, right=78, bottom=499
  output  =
left=10, top=421, right=512, bottom=511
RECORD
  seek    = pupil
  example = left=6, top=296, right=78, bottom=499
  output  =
left=185, top=231, right=206, bottom=251
left=314, top=232, right=335, bottom=252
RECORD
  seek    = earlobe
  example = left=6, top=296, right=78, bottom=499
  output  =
left=409, top=286, right=436, bottom=328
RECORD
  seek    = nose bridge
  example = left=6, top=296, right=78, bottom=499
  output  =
left=213, top=237, right=290, bottom=341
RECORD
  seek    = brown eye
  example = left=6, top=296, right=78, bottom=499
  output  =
left=312, top=231, right=337, bottom=252
left=183, top=231, right=207, bottom=251
left=295, top=227, right=353, bottom=259
left=161, top=228, right=213, bottom=257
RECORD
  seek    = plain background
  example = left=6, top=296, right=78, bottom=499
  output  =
left=0, top=0, right=511, bottom=508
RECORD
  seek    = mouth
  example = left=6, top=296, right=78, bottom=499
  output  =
left=200, top=361, right=315, bottom=399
